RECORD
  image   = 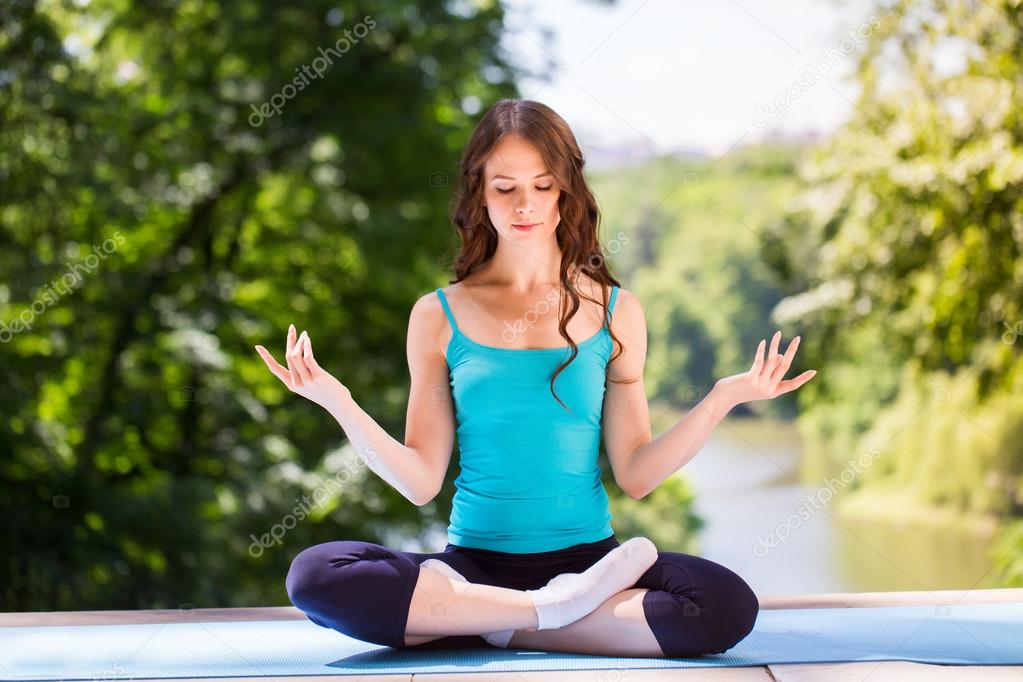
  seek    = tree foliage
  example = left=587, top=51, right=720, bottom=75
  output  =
left=766, top=0, right=1023, bottom=583
left=0, top=0, right=520, bottom=610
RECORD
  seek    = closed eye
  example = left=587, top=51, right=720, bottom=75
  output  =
left=495, top=186, right=554, bottom=194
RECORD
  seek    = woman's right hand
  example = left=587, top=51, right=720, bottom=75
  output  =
left=255, top=323, right=351, bottom=413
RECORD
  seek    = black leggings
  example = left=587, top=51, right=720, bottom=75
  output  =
left=285, top=533, right=759, bottom=658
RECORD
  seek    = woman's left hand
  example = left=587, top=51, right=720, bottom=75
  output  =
left=712, top=331, right=817, bottom=409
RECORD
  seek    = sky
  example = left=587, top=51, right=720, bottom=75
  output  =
left=499, top=0, right=880, bottom=159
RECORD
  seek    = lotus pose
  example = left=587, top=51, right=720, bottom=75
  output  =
left=255, top=99, right=816, bottom=658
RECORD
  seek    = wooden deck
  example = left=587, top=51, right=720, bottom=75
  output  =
left=3, top=588, right=1022, bottom=681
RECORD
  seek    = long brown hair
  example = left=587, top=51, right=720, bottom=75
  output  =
left=447, top=98, right=631, bottom=410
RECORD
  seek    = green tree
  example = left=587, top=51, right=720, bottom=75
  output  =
left=765, top=0, right=1023, bottom=583
left=589, top=143, right=808, bottom=415
left=0, top=0, right=519, bottom=610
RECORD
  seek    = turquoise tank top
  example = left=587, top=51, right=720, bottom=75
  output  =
left=436, top=285, right=619, bottom=553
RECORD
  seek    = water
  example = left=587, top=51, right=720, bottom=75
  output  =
left=681, top=415, right=1000, bottom=596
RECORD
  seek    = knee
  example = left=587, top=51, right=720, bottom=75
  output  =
left=647, top=556, right=760, bottom=657
left=285, top=541, right=365, bottom=612
left=702, top=568, right=760, bottom=654
left=284, top=543, right=330, bottom=611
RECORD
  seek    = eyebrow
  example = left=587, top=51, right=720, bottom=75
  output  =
left=491, top=172, right=553, bottom=181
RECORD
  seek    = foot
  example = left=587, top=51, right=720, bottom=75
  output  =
left=525, top=536, right=658, bottom=630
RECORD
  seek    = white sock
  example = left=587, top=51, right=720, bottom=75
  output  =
left=525, top=536, right=659, bottom=630
left=419, top=559, right=516, bottom=648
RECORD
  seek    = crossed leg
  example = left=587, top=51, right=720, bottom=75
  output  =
left=404, top=583, right=662, bottom=657
left=402, top=550, right=760, bottom=658
left=287, top=540, right=758, bottom=658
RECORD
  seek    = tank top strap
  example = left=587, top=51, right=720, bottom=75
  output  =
left=435, top=287, right=459, bottom=332
left=603, top=285, right=620, bottom=330
left=608, top=285, right=620, bottom=316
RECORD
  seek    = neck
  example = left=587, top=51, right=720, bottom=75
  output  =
left=476, top=234, right=570, bottom=293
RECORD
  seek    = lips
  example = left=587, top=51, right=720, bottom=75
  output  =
left=512, top=222, right=539, bottom=230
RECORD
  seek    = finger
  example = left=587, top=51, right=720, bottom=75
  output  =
left=290, top=331, right=311, bottom=383
left=762, top=331, right=781, bottom=380
left=286, top=323, right=297, bottom=356
left=255, top=345, right=292, bottom=386
left=769, top=335, right=800, bottom=388
left=765, top=329, right=777, bottom=374
left=286, top=325, right=303, bottom=387
left=302, top=331, right=321, bottom=371
left=776, top=369, right=817, bottom=394
left=292, top=331, right=313, bottom=382
left=750, top=339, right=766, bottom=374
left=298, top=331, right=316, bottom=378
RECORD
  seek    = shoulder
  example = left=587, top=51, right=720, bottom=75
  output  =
left=408, top=288, right=451, bottom=356
left=576, top=278, right=642, bottom=331
left=411, top=287, right=443, bottom=319
left=610, top=286, right=645, bottom=338
left=607, top=286, right=646, bottom=376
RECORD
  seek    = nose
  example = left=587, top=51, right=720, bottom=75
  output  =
left=515, top=202, right=534, bottom=216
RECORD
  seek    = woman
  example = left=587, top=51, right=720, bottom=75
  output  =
left=255, top=99, right=816, bottom=658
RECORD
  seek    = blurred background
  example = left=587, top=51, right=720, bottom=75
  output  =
left=1, top=0, right=1020, bottom=611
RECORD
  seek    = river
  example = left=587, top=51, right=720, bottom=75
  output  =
left=682, top=415, right=1000, bottom=596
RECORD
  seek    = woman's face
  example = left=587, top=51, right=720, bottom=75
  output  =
left=482, top=134, right=561, bottom=240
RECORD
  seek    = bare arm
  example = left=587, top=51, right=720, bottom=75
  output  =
left=599, top=287, right=653, bottom=499
left=254, top=294, right=455, bottom=506
left=602, top=289, right=816, bottom=500
left=602, top=287, right=723, bottom=501
left=623, top=390, right=734, bottom=500
left=396, top=292, right=456, bottom=504
left=321, top=391, right=435, bottom=506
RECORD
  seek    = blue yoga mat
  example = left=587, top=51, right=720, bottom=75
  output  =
left=2, top=602, right=1021, bottom=680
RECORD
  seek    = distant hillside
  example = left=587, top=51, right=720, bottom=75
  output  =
left=587, top=141, right=813, bottom=414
